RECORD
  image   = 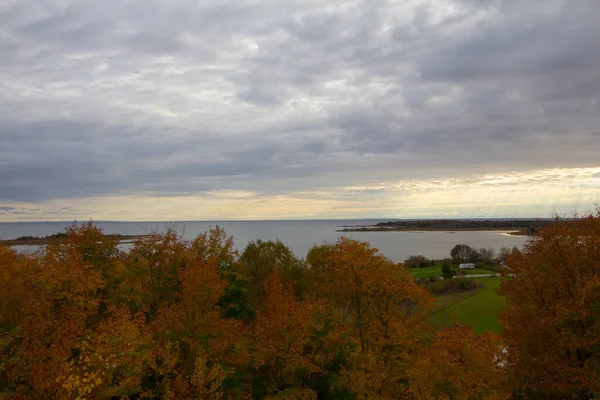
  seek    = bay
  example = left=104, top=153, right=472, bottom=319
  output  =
left=0, top=220, right=527, bottom=262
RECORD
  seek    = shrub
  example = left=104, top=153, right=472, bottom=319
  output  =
left=475, top=261, right=500, bottom=273
left=441, top=263, right=456, bottom=280
left=404, top=255, right=432, bottom=268
left=422, top=278, right=483, bottom=296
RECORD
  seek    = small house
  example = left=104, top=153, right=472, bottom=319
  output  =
left=459, top=263, right=475, bottom=269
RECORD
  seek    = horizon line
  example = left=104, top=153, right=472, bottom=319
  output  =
left=0, top=216, right=556, bottom=223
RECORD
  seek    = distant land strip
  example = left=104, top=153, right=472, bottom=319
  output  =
left=336, top=219, right=554, bottom=235
left=0, top=233, right=151, bottom=246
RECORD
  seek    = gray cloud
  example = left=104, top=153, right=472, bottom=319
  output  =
left=1, top=0, right=599, bottom=206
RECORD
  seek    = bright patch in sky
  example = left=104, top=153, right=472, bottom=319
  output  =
left=2, top=167, right=598, bottom=221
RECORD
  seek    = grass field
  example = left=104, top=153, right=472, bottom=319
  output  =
left=409, top=266, right=493, bottom=279
left=429, top=277, right=506, bottom=334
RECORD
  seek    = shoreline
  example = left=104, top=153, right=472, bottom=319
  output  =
left=336, top=227, right=530, bottom=235
left=0, top=234, right=151, bottom=246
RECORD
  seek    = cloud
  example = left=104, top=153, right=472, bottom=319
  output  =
left=2, top=166, right=599, bottom=221
left=0, top=0, right=599, bottom=219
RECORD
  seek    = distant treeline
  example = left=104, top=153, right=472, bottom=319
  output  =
left=15, top=232, right=70, bottom=241
left=3, top=232, right=148, bottom=246
left=339, top=219, right=554, bottom=233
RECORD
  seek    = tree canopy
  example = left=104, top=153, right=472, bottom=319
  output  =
left=1, top=212, right=600, bottom=399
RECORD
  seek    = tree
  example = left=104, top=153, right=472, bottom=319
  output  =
left=192, top=226, right=255, bottom=322
left=403, top=255, right=431, bottom=268
left=450, top=244, right=479, bottom=264
left=191, top=225, right=238, bottom=267
left=477, top=247, right=496, bottom=266
left=497, top=247, right=511, bottom=264
left=499, top=210, right=600, bottom=398
left=217, top=263, right=256, bottom=323
left=124, top=228, right=189, bottom=316
left=0, top=240, right=104, bottom=397
left=307, top=238, right=433, bottom=398
left=248, top=273, right=318, bottom=398
left=241, top=239, right=308, bottom=304
left=408, top=325, right=509, bottom=399
left=146, top=258, right=247, bottom=398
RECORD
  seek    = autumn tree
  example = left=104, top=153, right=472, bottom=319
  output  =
left=63, top=220, right=120, bottom=270
left=119, top=227, right=252, bottom=398
left=307, top=238, right=433, bottom=398
left=124, top=228, right=189, bottom=316
left=192, top=225, right=238, bottom=267
left=247, top=273, right=318, bottom=397
left=0, top=234, right=149, bottom=399
left=408, top=324, right=509, bottom=400
left=60, top=221, right=132, bottom=315
left=0, top=223, right=256, bottom=399
left=247, top=272, right=355, bottom=399
left=146, top=258, right=247, bottom=398
left=191, top=226, right=254, bottom=322
left=499, top=210, right=600, bottom=398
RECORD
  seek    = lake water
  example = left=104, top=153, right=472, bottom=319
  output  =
left=0, top=220, right=528, bottom=262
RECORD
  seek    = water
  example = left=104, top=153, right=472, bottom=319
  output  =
left=0, top=220, right=528, bottom=262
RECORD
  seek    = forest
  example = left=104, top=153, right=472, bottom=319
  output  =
left=1, top=210, right=599, bottom=399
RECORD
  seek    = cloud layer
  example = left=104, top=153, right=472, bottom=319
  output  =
left=1, top=0, right=599, bottom=220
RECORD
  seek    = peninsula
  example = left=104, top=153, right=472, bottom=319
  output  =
left=0, top=232, right=150, bottom=246
left=337, top=219, right=553, bottom=235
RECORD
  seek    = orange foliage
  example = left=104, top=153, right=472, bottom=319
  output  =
left=9, top=219, right=578, bottom=399
left=192, top=225, right=239, bottom=266
left=2, top=245, right=105, bottom=398
left=499, top=210, right=600, bottom=398
left=408, top=324, right=509, bottom=400
left=249, top=273, right=320, bottom=395
left=308, top=237, right=433, bottom=398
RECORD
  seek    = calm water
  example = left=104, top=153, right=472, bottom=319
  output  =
left=0, top=220, right=528, bottom=262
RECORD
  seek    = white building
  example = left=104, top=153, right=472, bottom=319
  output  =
left=459, top=263, right=475, bottom=269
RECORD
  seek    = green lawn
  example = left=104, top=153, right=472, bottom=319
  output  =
left=429, top=277, right=506, bottom=334
left=409, top=266, right=493, bottom=279
left=410, top=266, right=443, bottom=278
left=431, top=289, right=482, bottom=313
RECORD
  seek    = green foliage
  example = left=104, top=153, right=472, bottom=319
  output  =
left=192, top=225, right=238, bottom=267
left=217, top=264, right=255, bottom=322
left=403, top=255, right=432, bottom=268
left=241, top=239, right=308, bottom=304
left=441, top=262, right=456, bottom=279
left=450, top=244, right=479, bottom=264
left=411, top=266, right=491, bottom=279
left=424, top=277, right=483, bottom=296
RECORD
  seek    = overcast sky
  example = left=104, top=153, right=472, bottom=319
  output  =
left=1, top=0, right=599, bottom=221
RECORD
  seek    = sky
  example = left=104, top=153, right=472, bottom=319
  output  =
left=1, top=0, right=599, bottom=221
